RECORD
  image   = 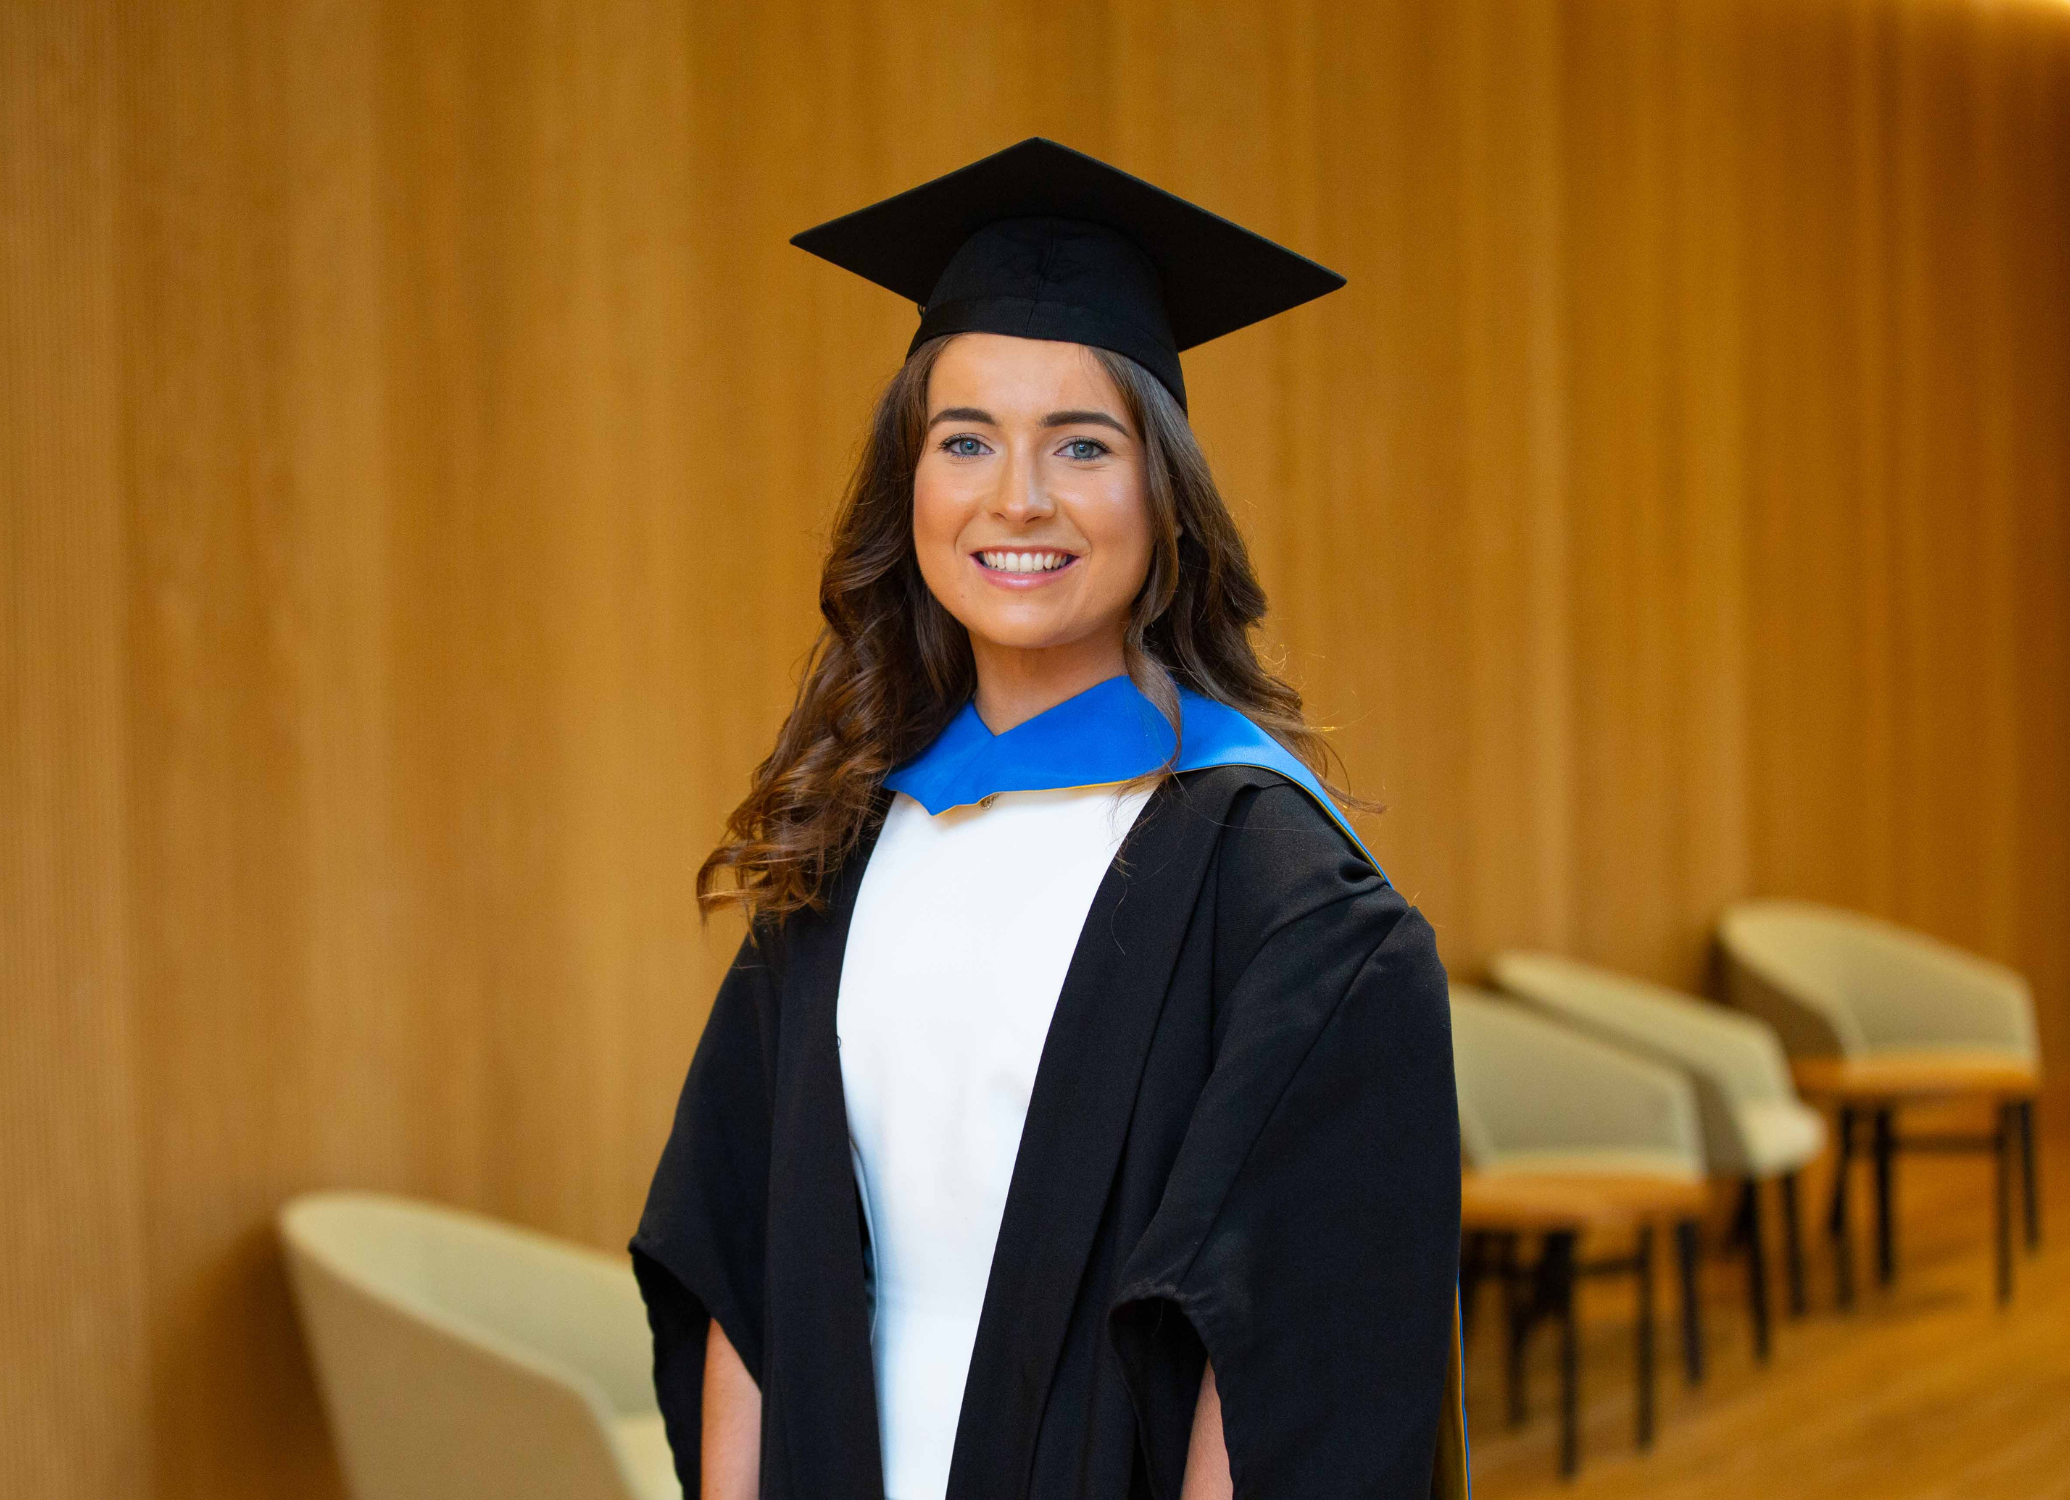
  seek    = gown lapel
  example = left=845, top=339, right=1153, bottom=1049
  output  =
left=765, top=826, right=888, bottom=1500
left=944, top=783, right=1223, bottom=1498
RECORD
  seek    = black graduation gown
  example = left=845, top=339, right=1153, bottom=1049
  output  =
left=630, top=765, right=1462, bottom=1499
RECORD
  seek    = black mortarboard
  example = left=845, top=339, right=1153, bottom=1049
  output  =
left=790, top=138, right=1345, bottom=410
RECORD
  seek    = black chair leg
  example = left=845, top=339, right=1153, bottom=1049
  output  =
left=1675, top=1216, right=1705, bottom=1386
left=1740, top=1178, right=1771, bottom=1362
left=1781, top=1170, right=1808, bottom=1317
left=1460, top=1232, right=1486, bottom=1342
left=1503, top=1234, right=1530, bottom=1427
left=1831, top=1105, right=1856, bottom=1309
left=1874, top=1106, right=1898, bottom=1287
left=1997, top=1103, right=2016, bottom=1305
left=1635, top=1222, right=1656, bottom=1451
left=1548, top=1232, right=1580, bottom=1478
left=2019, top=1098, right=2041, bottom=1252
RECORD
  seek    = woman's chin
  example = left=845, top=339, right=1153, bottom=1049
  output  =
left=961, top=615, right=1111, bottom=659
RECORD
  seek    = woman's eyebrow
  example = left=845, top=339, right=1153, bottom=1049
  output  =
left=1042, top=409, right=1129, bottom=434
left=927, top=406, right=995, bottom=428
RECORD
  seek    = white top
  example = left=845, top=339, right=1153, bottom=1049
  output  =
left=837, top=784, right=1152, bottom=1500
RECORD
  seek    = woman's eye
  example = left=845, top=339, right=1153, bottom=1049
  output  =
left=1061, top=438, right=1109, bottom=461
left=942, top=435, right=989, bottom=458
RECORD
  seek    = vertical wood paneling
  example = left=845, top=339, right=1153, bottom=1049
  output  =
left=0, top=4, right=152, bottom=1496
left=4, top=2, right=2069, bottom=1496
left=1454, top=0, right=1575, bottom=957
left=2002, top=4, right=2070, bottom=1125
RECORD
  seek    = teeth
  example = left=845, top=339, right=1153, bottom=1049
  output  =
left=981, top=550, right=1070, bottom=573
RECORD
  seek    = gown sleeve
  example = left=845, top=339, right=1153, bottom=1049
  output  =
left=629, top=928, right=783, bottom=1497
left=1109, top=781, right=1461, bottom=1499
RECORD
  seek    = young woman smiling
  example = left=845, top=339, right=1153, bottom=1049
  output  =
left=633, top=141, right=1467, bottom=1500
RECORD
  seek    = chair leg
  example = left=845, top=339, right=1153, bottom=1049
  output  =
left=1635, top=1222, right=1656, bottom=1451
left=1460, top=1232, right=1486, bottom=1343
left=1675, top=1217, right=1705, bottom=1386
left=1740, top=1178, right=1771, bottom=1363
left=1548, top=1232, right=1580, bottom=1479
left=1997, top=1103, right=2016, bottom=1305
left=1781, top=1170, right=1808, bottom=1317
left=1503, top=1234, right=1530, bottom=1427
left=2019, top=1098, right=2041, bottom=1252
left=1873, top=1106, right=1898, bottom=1287
left=1830, top=1105, right=1856, bottom=1310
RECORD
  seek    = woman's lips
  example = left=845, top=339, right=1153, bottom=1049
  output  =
left=972, top=548, right=1079, bottom=587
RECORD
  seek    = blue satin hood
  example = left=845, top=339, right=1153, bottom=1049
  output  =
left=883, top=675, right=1381, bottom=877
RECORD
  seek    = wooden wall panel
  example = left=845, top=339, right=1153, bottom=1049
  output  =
left=3, top=2, right=2068, bottom=1496
left=1, top=5, right=152, bottom=1495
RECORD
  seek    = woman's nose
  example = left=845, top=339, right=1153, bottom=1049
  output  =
left=991, top=446, right=1055, bottom=522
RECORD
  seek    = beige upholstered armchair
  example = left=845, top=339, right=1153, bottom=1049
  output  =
left=1449, top=985, right=1709, bottom=1477
left=280, top=1191, right=678, bottom=1500
left=1492, top=950, right=1826, bottom=1356
left=1717, top=900, right=2042, bottom=1303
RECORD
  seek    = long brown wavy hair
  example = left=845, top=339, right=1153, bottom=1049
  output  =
left=698, top=335, right=1358, bottom=922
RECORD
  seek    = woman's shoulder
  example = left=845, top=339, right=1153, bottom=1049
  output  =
left=1171, top=762, right=1385, bottom=880
left=1170, top=764, right=1443, bottom=1015
left=1171, top=763, right=1408, bottom=923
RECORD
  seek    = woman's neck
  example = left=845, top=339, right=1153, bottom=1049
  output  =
left=969, top=632, right=1129, bottom=735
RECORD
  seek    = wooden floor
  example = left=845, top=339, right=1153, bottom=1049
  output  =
left=1465, top=1119, right=2070, bottom=1499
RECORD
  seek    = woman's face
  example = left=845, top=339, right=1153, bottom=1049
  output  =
left=913, top=334, right=1154, bottom=665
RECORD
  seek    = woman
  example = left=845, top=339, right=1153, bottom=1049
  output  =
left=633, top=139, right=1466, bottom=1500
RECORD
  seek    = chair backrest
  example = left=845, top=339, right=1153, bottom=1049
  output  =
left=1491, top=950, right=1798, bottom=1174
left=1718, top=900, right=2037, bottom=1058
left=280, top=1191, right=659, bottom=1500
left=1449, top=985, right=1704, bottom=1179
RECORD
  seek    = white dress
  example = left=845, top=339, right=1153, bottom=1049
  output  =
left=836, top=784, right=1152, bottom=1500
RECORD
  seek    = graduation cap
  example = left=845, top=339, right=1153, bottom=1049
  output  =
left=790, top=137, right=1345, bottom=410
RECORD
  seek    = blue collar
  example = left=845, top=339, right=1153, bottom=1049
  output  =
left=883, top=675, right=1381, bottom=876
